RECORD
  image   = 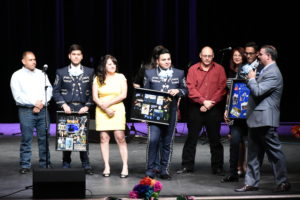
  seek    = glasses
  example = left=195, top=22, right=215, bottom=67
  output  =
left=244, top=52, right=256, bottom=56
left=202, top=55, right=213, bottom=58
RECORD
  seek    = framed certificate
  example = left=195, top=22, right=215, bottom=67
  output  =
left=56, top=111, right=89, bottom=151
left=130, top=88, right=174, bottom=125
left=227, top=79, right=250, bottom=119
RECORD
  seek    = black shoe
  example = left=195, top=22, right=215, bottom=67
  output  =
left=176, top=167, right=193, bottom=174
left=221, top=175, right=239, bottom=183
left=145, top=169, right=157, bottom=178
left=160, top=174, right=172, bottom=180
left=212, top=168, right=225, bottom=176
left=235, top=185, right=259, bottom=192
left=273, top=182, right=291, bottom=193
left=19, top=168, right=30, bottom=174
left=85, top=168, right=94, bottom=175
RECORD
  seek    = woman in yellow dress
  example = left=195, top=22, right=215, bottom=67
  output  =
left=92, top=55, right=128, bottom=178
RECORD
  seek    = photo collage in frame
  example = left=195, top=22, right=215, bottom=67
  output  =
left=130, top=88, right=174, bottom=125
left=56, top=111, right=89, bottom=151
left=227, top=80, right=250, bottom=119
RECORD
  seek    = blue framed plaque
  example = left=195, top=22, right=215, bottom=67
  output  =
left=56, top=111, right=89, bottom=151
left=130, top=88, right=174, bottom=125
left=227, top=80, right=250, bottom=119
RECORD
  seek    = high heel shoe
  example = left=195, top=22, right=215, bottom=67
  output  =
left=102, top=173, right=110, bottom=177
left=120, top=173, right=128, bottom=178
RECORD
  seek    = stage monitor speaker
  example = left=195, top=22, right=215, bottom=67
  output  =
left=33, top=168, right=85, bottom=199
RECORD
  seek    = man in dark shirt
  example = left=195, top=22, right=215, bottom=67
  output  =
left=53, top=44, right=94, bottom=175
left=177, top=46, right=227, bottom=175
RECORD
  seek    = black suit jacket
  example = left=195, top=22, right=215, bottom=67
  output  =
left=52, top=66, right=94, bottom=107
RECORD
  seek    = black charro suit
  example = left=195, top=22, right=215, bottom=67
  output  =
left=53, top=65, right=94, bottom=169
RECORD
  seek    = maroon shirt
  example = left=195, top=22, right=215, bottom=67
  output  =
left=187, top=61, right=227, bottom=106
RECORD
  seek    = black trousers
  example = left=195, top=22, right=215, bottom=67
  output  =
left=228, top=120, right=248, bottom=175
left=181, top=103, right=224, bottom=170
left=62, top=103, right=91, bottom=168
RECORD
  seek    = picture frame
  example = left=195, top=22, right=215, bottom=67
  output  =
left=55, top=111, right=89, bottom=151
left=130, top=88, right=174, bottom=125
left=226, top=79, right=250, bottom=119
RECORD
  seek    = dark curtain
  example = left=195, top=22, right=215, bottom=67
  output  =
left=2, top=0, right=300, bottom=122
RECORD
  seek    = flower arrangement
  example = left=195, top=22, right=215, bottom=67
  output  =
left=291, top=125, right=300, bottom=138
left=129, top=177, right=163, bottom=200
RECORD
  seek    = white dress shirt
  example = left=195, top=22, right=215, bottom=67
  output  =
left=10, top=67, right=53, bottom=106
left=68, top=64, right=83, bottom=76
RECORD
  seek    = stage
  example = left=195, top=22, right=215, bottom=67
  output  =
left=0, top=123, right=299, bottom=199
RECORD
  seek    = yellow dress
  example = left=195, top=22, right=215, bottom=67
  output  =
left=94, top=73, right=126, bottom=131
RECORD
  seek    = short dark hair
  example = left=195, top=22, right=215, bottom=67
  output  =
left=245, top=42, right=259, bottom=52
left=156, top=48, right=171, bottom=60
left=261, top=45, right=278, bottom=60
left=68, top=44, right=83, bottom=54
left=22, top=51, right=34, bottom=59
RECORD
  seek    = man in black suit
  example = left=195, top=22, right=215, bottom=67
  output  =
left=53, top=44, right=94, bottom=175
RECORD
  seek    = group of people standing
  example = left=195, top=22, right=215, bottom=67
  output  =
left=10, top=42, right=291, bottom=192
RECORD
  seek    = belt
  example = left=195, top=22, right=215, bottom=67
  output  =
left=18, top=105, right=34, bottom=109
left=70, top=102, right=83, bottom=105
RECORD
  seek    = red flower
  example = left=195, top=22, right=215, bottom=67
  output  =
left=291, top=125, right=300, bottom=138
left=140, top=176, right=152, bottom=186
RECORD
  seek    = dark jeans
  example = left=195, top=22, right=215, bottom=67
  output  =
left=229, top=120, right=248, bottom=176
left=18, top=107, right=50, bottom=168
left=62, top=103, right=91, bottom=169
left=181, top=103, right=224, bottom=171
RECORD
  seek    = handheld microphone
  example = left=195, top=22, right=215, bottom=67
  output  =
left=219, top=47, right=232, bottom=52
left=42, top=64, right=48, bottom=72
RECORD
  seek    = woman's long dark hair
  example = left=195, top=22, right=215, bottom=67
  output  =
left=229, top=47, right=246, bottom=72
left=96, top=55, right=119, bottom=85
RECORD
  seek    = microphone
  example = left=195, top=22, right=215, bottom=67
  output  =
left=219, top=47, right=232, bottom=52
left=42, top=64, right=48, bottom=72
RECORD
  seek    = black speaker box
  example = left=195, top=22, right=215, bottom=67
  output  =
left=33, top=168, right=85, bottom=199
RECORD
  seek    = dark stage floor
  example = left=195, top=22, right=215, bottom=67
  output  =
left=0, top=134, right=300, bottom=199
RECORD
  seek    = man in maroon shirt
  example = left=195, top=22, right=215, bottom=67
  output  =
left=177, top=46, right=227, bottom=175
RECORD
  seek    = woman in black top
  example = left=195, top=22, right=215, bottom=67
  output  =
left=222, top=47, right=248, bottom=182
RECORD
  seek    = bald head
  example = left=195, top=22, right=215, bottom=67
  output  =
left=199, top=46, right=214, bottom=67
left=200, top=46, right=214, bottom=56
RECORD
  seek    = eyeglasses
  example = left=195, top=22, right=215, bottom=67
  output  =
left=244, top=52, right=256, bottom=56
left=202, top=55, right=213, bottom=58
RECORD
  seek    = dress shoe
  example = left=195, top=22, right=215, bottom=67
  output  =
left=159, top=174, right=172, bottom=180
left=120, top=174, right=129, bottom=178
left=85, top=168, right=94, bottom=175
left=212, top=168, right=225, bottom=176
left=235, top=185, right=259, bottom=192
left=62, top=163, right=71, bottom=168
left=176, top=167, right=193, bottom=174
left=273, top=182, right=291, bottom=193
left=221, top=175, right=239, bottom=183
left=19, top=168, right=30, bottom=174
left=145, top=169, right=157, bottom=178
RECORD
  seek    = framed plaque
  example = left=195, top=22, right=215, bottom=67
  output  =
left=227, top=79, right=250, bottom=119
left=56, top=111, right=89, bottom=151
left=130, top=88, right=174, bottom=125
